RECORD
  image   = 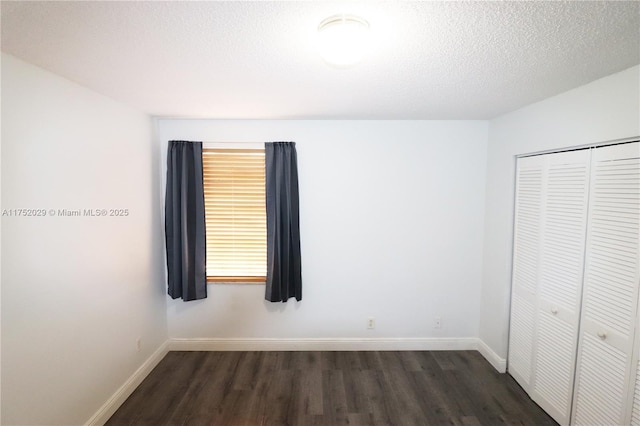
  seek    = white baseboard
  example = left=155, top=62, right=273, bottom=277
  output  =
left=85, top=341, right=169, bottom=426
left=167, top=337, right=479, bottom=352
left=168, top=337, right=507, bottom=372
left=476, top=339, right=507, bottom=373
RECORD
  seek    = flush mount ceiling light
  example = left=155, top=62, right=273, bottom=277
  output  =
left=317, top=14, right=370, bottom=68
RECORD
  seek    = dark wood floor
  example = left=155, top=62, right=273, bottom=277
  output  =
left=107, top=350, right=556, bottom=426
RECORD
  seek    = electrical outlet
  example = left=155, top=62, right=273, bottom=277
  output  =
left=367, top=317, right=375, bottom=329
left=434, top=317, right=442, bottom=329
left=136, top=337, right=142, bottom=352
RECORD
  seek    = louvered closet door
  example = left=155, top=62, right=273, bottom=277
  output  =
left=530, top=149, right=591, bottom=425
left=622, top=142, right=640, bottom=426
left=508, top=155, right=545, bottom=390
left=572, top=141, right=640, bottom=425
left=627, top=323, right=640, bottom=425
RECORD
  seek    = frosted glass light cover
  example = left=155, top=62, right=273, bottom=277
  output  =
left=317, top=15, right=370, bottom=68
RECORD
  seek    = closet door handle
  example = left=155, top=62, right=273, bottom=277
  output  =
left=597, top=331, right=607, bottom=340
left=551, top=308, right=558, bottom=315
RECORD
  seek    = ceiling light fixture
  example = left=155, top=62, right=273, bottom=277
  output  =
left=317, top=14, right=370, bottom=68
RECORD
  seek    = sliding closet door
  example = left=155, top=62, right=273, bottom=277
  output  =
left=572, top=141, right=640, bottom=425
left=508, top=155, right=545, bottom=390
left=530, top=149, right=591, bottom=425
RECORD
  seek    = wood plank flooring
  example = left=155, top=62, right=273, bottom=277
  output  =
left=106, top=350, right=556, bottom=426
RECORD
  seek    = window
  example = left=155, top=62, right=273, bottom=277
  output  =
left=202, top=148, right=267, bottom=282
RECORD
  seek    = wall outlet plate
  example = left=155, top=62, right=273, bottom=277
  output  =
left=367, top=317, right=375, bottom=329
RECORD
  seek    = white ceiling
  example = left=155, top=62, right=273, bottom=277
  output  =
left=2, top=1, right=639, bottom=120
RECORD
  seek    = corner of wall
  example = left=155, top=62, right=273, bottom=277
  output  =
left=477, top=338, right=507, bottom=373
left=85, top=341, right=170, bottom=425
left=150, top=116, right=169, bottom=342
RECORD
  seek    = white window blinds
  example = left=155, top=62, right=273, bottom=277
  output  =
left=202, top=148, right=267, bottom=282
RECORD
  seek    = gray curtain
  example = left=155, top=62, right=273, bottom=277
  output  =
left=165, top=141, right=207, bottom=301
left=265, top=142, right=302, bottom=302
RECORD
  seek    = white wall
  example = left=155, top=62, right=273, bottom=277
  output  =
left=1, top=54, right=168, bottom=425
left=479, top=65, right=640, bottom=360
left=159, top=119, right=488, bottom=342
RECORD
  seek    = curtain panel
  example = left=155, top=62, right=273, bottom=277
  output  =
left=265, top=142, right=302, bottom=302
left=164, top=140, right=207, bottom=301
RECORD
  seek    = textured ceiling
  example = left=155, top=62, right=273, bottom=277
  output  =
left=2, top=1, right=639, bottom=119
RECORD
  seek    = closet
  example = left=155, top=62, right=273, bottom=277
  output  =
left=507, top=141, right=640, bottom=425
